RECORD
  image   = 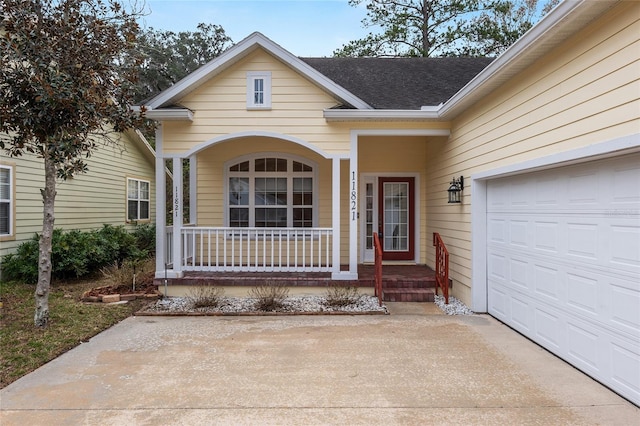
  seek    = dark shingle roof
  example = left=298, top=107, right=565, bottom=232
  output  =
left=300, top=57, right=494, bottom=109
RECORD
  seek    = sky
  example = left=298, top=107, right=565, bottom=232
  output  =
left=141, top=0, right=371, bottom=57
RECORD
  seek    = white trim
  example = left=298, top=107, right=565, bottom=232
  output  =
left=0, top=164, right=15, bottom=238
left=172, top=157, right=183, bottom=276
left=126, top=177, right=151, bottom=221
left=223, top=153, right=318, bottom=228
left=144, top=32, right=372, bottom=110
left=332, top=157, right=341, bottom=275
left=154, top=125, right=167, bottom=277
left=189, top=156, right=197, bottom=224
left=139, top=108, right=194, bottom=121
left=324, top=109, right=440, bottom=121
left=471, top=133, right=640, bottom=313
left=181, top=130, right=336, bottom=160
left=350, top=129, right=450, bottom=137
left=349, top=133, right=358, bottom=276
left=246, top=71, right=272, bottom=109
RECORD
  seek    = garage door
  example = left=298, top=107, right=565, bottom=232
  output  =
left=486, top=153, right=640, bottom=405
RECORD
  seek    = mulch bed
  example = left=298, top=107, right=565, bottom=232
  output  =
left=82, top=271, right=161, bottom=302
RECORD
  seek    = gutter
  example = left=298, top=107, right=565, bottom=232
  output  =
left=324, top=107, right=440, bottom=122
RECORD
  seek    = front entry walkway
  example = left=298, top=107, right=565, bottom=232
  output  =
left=1, top=313, right=636, bottom=424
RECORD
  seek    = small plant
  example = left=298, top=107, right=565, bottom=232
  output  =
left=249, top=282, right=289, bottom=311
left=325, top=284, right=361, bottom=307
left=185, top=285, right=225, bottom=309
left=100, top=258, right=155, bottom=290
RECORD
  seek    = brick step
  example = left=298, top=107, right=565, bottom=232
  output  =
left=382, top=278, right=436, bottom=289
left=382, top=288, right=435, bottom=302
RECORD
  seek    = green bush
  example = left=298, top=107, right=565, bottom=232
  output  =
left=131, top=223, right=156, bottom=256
left=1, top=224, right=156, bottom=283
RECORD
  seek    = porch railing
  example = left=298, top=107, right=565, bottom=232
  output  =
left=433, top=232, right=450, bottom=304
left=373, top=232, right=383, bottom=306
left=175, top=227, right=333, bottom=272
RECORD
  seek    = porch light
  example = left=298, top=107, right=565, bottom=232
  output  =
left=447, top=176, right=464, bottom=204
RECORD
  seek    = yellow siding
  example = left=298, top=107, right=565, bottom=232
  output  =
left=0, top=133, right=156, bottom=262
left=426, top=2, right=640, bottom=304
left=163, top=49, right=352, bottom=155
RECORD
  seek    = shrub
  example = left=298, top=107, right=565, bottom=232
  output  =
left=1, top=225, right=155, bottom=283
left=132, top=223, right=156, bottom=256
left=324, top=284, right=361, bottom=307
left=185, top=285, right=225, bottom=309
left=249, top=282, right=289, bottom=311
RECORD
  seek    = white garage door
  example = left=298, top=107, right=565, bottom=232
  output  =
left=486, top=153, right=640, bottom=405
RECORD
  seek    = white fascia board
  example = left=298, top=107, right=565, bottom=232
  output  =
left=438, top=0, right=616, bottom=119
left=144, top=108, right=194, bottom=121
left=144, top=32, right=372, bottom=111
left=324, top=109, right=440, bottom=121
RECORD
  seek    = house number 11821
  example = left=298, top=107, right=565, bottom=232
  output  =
left=351, top=171, right=357, bottom=221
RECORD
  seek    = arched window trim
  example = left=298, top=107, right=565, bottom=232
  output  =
left=223, top=152, right=319, bottom=228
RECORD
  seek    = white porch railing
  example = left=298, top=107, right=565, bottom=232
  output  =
left=170, top=227, right=333, bottom=272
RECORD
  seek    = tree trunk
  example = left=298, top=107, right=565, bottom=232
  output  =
left=34, top=154, right=57, bottom=327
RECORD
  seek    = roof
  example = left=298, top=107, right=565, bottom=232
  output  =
left=300, top=57, right=494, bottom=109
left=140, top=0, right=619, bottom=120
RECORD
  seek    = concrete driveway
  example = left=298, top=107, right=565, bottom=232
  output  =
left=1, top=303, right=637, bottom=425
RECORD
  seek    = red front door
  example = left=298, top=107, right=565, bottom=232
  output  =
left=378, top=177, right=415, bottom=261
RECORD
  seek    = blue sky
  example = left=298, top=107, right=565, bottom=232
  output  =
left=142, top=0, right=371, bottom=57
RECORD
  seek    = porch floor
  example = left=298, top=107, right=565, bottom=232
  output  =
left=155, top=264, right=439, bottom=302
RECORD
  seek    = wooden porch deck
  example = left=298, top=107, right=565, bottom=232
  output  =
left=155, top=264, right=439, bottom=302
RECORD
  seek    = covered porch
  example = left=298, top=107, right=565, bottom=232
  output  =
left=154, top=129, right=450, bottom=285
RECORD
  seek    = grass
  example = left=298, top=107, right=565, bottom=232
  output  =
left=0, top=278, right=147, bottom=388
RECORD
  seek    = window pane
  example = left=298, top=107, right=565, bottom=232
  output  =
left=293, top=161, right=312, bottom=172
left=255, top=178, right=286, bottom=205
left=0, top=168, right=9, bottom=201
left=255, top=208, right=286, bottom=227
left=293, top=208, right=312, bottom=228
left=140, top=201, right=150, bottom=220
left=229, top=208, right=249, bottom=227
left=254, top=158, right=265, bottom=171
left=128, top=200, right=138, bottom=221
left=230, top=161, right=249, bottom=172
left=128, top=179, right=138, bottom=199
left=254, top=78, right=264, bottom=105
left=0, top=202, right=9, bottom=234
left=140, top=182, right=150, bottom=200
left=229, top=177, right=249, bottom=205
left=293, top=178, right=312, bottom=207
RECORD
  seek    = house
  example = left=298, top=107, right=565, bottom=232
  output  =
left=0, top=129, right=157, bottom=267
left=142, top=0, right=639, bottom=404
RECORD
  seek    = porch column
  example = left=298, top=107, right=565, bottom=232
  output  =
left=331, top=157, right=341, bottom=277
left=154, top=124, right=166, bottom=278
left=172, top=157, right=184, bottom=277
left=189, top=155, right=197, bottom=224
left=349, top=133, right=358, bottom=277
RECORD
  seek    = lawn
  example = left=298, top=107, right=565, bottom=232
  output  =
left=0, top=278, right=147, bottom=388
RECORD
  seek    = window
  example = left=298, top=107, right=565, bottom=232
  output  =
left=0, top=164, right=14, bottom=238
left=127, top=178, right=150, bottom=221
left=246, top=71, right=271, bottom=109
left=227, top=155, right=315, bottom=228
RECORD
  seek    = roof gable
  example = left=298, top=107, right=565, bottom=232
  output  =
left=145, top=32, right=372, bottom=111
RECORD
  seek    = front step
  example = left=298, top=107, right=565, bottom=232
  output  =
left=382, top=288, right=435, bottom=302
